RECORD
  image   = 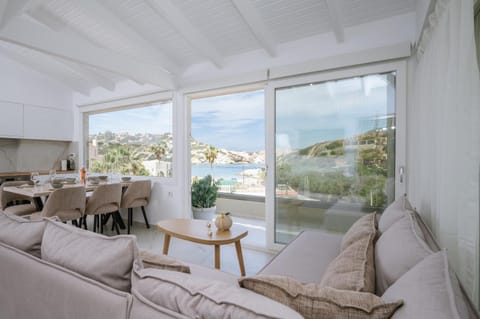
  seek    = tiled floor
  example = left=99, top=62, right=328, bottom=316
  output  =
left=99, top=216, right=275, bottom=277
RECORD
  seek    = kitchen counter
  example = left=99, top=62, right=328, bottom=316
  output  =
left=0, top=170, right=77, bottom=178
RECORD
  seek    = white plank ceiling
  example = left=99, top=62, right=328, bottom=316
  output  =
left=0, top=0, right=415, bottom=94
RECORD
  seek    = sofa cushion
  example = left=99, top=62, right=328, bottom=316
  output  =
left=320, top=232, right=375, bottom=293
left=378, top=197, right=409, bottom=233
left=382, top=250, right=469, bottom=319
left=0, top=210, right=49, bottom=257
left=41, top=219, right=138, bottom=292
left=341, top=212, right=377, bottom=251
left=0, top=242, right=132, bottom=319
left=259, top=230, right=343, bottom=283
left=132, top=262, right=303, bottom=319
left=240, top=275, right=403, bottom=319
left=140, top=250, right=190, bottom=274
left=375, top=213, right=433, bottom=294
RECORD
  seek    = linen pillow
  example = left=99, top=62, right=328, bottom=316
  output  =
left=139, top=250, right=190, bottom=274
left=132, top=262, right=304, bottom=319
left=240, top=275, right=403, bottom=319
left=378, top=197, right=409, bottom=233
left=41, top=219, right=139, bottom=292
left=375, top=213, right=433, bottom=294
left=320, top=232, right=375, bottom=293
left=382, top=250, right=469, bottom=319
left=341, top=212, right=377, bottom=251
left=0, top=210, right=49, bottom=257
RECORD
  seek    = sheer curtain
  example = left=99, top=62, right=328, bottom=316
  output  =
left=407, top=0, right=480, bottom=306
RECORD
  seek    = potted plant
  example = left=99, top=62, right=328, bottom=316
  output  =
left=191, top=175, right=219, bottom=220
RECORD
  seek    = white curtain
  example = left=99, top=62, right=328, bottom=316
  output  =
left=407, top=0, right=480, bottom=306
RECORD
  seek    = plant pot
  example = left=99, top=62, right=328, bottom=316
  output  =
left=192, top=206, right=216, bottom=221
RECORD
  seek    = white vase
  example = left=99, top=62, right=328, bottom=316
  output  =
left=192, top=206, right=216, bottom=221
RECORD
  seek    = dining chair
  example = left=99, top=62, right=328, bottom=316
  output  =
left=0, top=181, right=37, bottom=216
left=30, top=186, right=86, bottom=226
left=120, top=180, right=151, bottom=234
left=84, top=183, right=122, bottom=234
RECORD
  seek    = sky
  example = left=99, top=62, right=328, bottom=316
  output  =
left=89, top=102, right=172, bottom=135
left=89, top=73, right=395, bottom=152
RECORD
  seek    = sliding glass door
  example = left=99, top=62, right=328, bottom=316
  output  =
left=266, top=63, right=406, bottom=245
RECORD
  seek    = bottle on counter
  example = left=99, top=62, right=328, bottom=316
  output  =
left=80, top=167, right=86, bottom=185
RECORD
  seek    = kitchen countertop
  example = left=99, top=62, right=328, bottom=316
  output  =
left=0, top=170, right=77, bottom=178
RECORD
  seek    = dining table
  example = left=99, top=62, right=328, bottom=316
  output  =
left=3, top=179, right=133, bottom=229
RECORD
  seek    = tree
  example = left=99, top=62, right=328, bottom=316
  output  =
left=150, top=144, right=166, bottom=161
left=90, top=145, right=149, bottom=176
left=205, top=145, right=218, bottom=174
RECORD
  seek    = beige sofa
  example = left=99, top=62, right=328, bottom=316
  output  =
left=0, top=197, right=479, bottom=319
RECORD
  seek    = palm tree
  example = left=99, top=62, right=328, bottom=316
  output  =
left=205, top=145, right=218, bottom=175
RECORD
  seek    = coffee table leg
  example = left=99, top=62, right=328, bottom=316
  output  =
left=235, top=240, right=246, bottom=276
left=214, top=245, right=220, bottom=269
left=163, top=234, right=171, bottom=255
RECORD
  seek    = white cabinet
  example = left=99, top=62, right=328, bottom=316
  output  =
left=0, top=101, right=23, bottom=138
left=23, top=105, right=73, bottom=141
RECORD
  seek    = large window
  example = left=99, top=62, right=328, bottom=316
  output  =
left=85, top=101, right=173, bottom=177
left=273, top=72, right=397, bottom=243
left=190, top=89, right=265, bottom=197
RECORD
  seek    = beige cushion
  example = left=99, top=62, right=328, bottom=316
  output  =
left=41, top=219, right=139, bottom=292
left=375, top=213, right=433, bottom=294
left=139, top=250, right=190, bottom=274
left=320, top=232, right=375, bottom=293
left=132, top=262, right=304, bottom=319
left=4, top=203, right=37, bottom=216
left=0, top=210, right=48, bottom=257
left=382, top=250, right=468, bottom=319
left=378, top=197, right=409, bottom=233
left=240, top=275, right=403, bottom=319
left=341, top=212, right=377, bottom=251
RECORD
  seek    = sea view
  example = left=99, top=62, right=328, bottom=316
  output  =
left=191, top=163, right=264, bottom=182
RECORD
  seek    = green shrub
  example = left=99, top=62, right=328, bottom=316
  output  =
left=191, top=175, right=219, bottom=208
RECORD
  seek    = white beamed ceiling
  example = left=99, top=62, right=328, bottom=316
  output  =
left=0, top=0, right=415, bottom=95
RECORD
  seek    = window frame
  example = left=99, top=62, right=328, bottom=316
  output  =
left=79, top=91, right=176, bottom=184
left=265, top=60, right=407, bottom=249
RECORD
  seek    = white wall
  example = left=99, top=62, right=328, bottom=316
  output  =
left=0, top=53, right=77, bottom=172
left=0, top=54, right=72, bottom=110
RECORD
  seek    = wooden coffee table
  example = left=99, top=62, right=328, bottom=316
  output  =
left=157, top=218, right=248, bottom=276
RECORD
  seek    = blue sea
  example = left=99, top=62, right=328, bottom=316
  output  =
left=192, top=164, right=263, bottom=184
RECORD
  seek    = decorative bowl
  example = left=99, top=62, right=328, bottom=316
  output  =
left=51, top=182, right=64, bottom=189
left=121, top=176, right=131, bottom=182
left=89, top=179, right=100, bottom=185
left=65, top=177, right=76, bottom=184
left=52, top=178, right=65, bottom=184
left=98, top=175, right=108, bottom=181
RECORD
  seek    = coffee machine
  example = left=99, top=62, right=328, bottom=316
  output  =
left=67, top=153, right=76, bottom=170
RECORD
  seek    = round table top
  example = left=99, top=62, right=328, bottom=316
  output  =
left=157, top=218, right=248, bottom=245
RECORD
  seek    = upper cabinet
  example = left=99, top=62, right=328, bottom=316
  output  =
left=23, top=105, right=73, bottom=141
left=0, top=101, right=73, bottom=141
left=0, top=101, right=23, bottom=138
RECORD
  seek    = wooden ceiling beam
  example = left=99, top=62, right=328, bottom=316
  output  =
left=325, top=0, right=345, bottom=43
left=145, top=0, right=223, bottom=68
left=231, top=0, right=276, bottom=57
left=0, top=17, right=176, bottom=88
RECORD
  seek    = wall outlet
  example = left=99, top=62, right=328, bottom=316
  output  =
left=168, top=191, right=173, bottom=198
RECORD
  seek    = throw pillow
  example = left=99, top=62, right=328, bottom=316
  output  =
left=41, top=219, right=139, bottom=292
left=341, top=212, right=377, bottom=251
left=240, top=275, right=403, bottom=319
left=375, top=213, right=433, bottom=294
left=382, top=250, right=469, bottom=319
left=320, top=232, right=375, bottom=293
left=0, top=210, right=49, bottom=257
left=378, top=197, right=409, bottom=233
left=132, top=262, right=304, bottom=319
left=139, top=250, right=190, bottom=274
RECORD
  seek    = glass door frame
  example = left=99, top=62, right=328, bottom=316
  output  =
left=265, top=60, right=407, bottom=250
